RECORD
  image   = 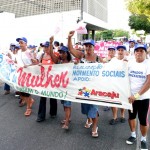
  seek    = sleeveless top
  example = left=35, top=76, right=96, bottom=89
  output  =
left=80, top=55, right=99, bottom=63
left=40, top=52, right=59, bottom=65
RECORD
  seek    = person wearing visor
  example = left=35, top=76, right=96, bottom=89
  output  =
left=109, top=45, right=127, bottom=125
left=15, top=37, right=35, bottom=116
left=68, top=31, right=101, bottom=137
left=36, top=41, right=58, bottom=122
left=49, top=36, right=72, bottom=130
left=126, top=44, right=150, bottom=150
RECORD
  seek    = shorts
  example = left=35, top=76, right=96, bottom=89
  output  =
left=61, top=100, right=71, bottom=107
left=81, top=103, right=99, bottom=118
left=128, top=99, right=150, bottom=126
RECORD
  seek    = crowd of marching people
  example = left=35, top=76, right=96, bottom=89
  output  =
left=1, top=31, right=150, bottom=150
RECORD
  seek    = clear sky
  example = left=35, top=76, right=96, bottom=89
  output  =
left=108, top=0, right=131, bottom=31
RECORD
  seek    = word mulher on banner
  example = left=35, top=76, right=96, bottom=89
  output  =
left=0, top=54, right=132, bottom=110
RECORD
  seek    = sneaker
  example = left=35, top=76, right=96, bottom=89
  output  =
left=141, top=140, right=148, bottom=150
left=36, top=117, right=45, bottom=122
left=126, top=136, right=136, bottom=145
left=120, top=117, right=126, bottom=123
left=109, top=119, right=118, bottom=125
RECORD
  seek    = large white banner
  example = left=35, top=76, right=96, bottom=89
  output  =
left=0, top=54, right=132, bottom=110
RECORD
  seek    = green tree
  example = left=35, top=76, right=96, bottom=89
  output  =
left=99, top=30, right=113, bottom=40
left=94, top=29, right=129, bottom=41
left=95, top=32, right=101, bottom=41
left=127, top=0, right=150, bottom=20
left=113, top=29, right=129, bottom=38
left=128, top=14, right=150, bottom=33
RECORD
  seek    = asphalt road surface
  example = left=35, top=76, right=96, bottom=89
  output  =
left=0, top=81, right=149, bottom=150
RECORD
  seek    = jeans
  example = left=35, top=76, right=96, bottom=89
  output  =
left=4, top=83, right=10, bottom=91
left=37, top=97, right=57, bottom=119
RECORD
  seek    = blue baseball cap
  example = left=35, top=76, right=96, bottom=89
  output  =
left=134, top=44, right=147, bottom=52
left=129, top=39, right=135, bottom=43
left=32, top=45, right=37, bottom=48
left=54, top=41, right=59, bottom=46
left=116, top=45, right=126, bottom=50
left=58, top=46, right=68, bottom=52
left=108, top=46, right=116, bottom=50
left=15, top=44, right=20, bottom=49
left=16, top=37, right=27, bottom=43
left=28, top=45, right=33, bottom=49
left=40, top=41, right=50, bottom=47
left=83, top=39, right=95, bottom=46
left=10, top=43, right=16, bottom=46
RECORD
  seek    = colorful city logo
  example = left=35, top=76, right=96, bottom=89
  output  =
left=78, top=87, right=119, bottom=99
left=77, top=87, right=121, bottom=105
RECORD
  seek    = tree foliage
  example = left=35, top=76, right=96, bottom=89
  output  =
left=128, top=14, right=150, bottom=33
left=94, top=29, right=129, bottom=41
left=113, top=29, right=129, bottom=38
left=127, top=0, right=150, bottom=20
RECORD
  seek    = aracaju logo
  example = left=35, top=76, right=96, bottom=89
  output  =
left=78, top=87, right=119, bottom=99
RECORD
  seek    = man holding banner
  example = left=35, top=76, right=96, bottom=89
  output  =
left=126, top=44, right=150, bottom=150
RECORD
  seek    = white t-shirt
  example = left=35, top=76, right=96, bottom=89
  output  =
left=109, top=57, right=128, bottom=71
left=128, top=59, right=150, bottom=100
left=10, top=52, right=16, bottom=61
left=54, top=46, right=59, bottom=52
left=36, top=51, right=44, bottom=61
left=16, top=49, right=32, bottom=67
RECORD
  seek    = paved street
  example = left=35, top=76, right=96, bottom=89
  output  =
left=0, top=82, right=149, bottom=150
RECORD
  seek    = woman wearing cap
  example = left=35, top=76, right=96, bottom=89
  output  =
left=49, top=36, right=72, bottom=130
left=68, top=31, right=101, bottom=137
left=36, top=41, right=58, bottom=122
left=126, top=44, right=150, bottom=150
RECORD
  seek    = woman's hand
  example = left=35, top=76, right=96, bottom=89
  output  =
left=74, top=60, right=79, bottom=65
left=68, top=31, right=75, bottom=38
left=128, top=95, right=136, bottom=104
left=24, top=65, right=28, bottom=68
left=38, top=63, right=43, bottom=66
left=50, top=36, right=54, bottom=44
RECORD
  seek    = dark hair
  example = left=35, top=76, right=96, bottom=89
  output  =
left=54, top=41, right=59, bottom=46
left=60, top=43, right=64, bottom=46
left=66, top=51, right=72, bottom=62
